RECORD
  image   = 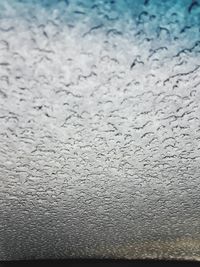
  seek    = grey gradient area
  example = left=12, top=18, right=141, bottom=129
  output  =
left=0, top=0, right=200, bottom=261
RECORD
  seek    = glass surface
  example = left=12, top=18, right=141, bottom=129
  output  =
left=0, top=0, right=200, bottom=261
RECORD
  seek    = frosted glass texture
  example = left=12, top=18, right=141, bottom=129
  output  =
left=0, top=0, right=200, bottom=261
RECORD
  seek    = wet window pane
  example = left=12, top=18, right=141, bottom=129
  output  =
left=0, top=0, right=200, bottom=261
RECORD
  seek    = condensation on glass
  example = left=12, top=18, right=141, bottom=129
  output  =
left=0, top=0, right=200, bottom=261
